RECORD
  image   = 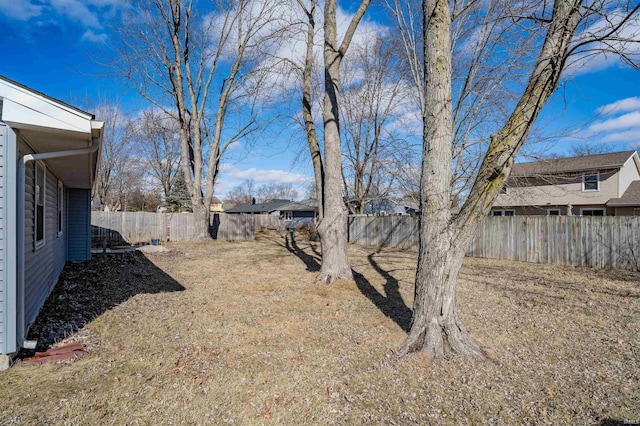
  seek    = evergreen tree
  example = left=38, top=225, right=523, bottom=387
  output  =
left=166, top=171, right=192, bottom=212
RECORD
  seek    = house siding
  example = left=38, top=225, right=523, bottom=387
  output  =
left=496, top=169, right=618, bottom=207
left=495, top=205, right=616, bottom=216
left=0, top=124, right=17, bottom=355
left=67, top=189, right=91, bottom=261
left=0, top=125, right=5, bottom=354
left=617, top=156, right=640, bottom=197
left=21, top=148, right=68, bottom=331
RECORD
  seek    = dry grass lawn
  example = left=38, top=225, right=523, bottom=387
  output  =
left=1, top=231, right=639, bottom=425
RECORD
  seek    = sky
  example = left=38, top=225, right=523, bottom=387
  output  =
left=1, top=0, right=640, bottom=201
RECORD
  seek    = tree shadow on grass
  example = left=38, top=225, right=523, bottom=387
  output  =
left=265, top=232, right=412, bottom=331
left=353, top=253, right=412, bottom=332
left=266, top=232, right=322, bottom=272
left=22, top=250, right=184, bottom=355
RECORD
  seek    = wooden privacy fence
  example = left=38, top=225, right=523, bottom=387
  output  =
left=468, top=216, right=640, bottom=269
left=348, top=215, right=419, bottom=250
left=348, top=215, right=640, bottom=270
left=92, top=211, right=254, bottom=243
left=252, top=213, right=281, bottom=230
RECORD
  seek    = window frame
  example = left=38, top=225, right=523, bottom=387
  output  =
left=582, top=172, right=600, bottom=192
left=491, top=210, right=515, bottom=216
left=34, top=161, right=46, bottom=249
left=57, top=180, right=63, bottom=237
left=580, top=208, right=606, bottom=216
left=547, top=209, right=561, bottom=216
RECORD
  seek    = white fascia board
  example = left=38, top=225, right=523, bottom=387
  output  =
left=0, top=81, right=92, bottom=135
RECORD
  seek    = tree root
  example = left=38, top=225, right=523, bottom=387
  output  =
left=399, top=321, right=484, bottom=358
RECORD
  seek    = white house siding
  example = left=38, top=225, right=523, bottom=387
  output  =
left=617, top=156, right=640, bottom=197
left=20, top=141, right=67, bottom=332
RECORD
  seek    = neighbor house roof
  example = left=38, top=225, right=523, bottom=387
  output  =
left=278, top=199, right=318, bottom=212
left=607, top=181, right=640, bottom=206
left=511, top=151, right=637, bottom=177
left=224, top=199, right=291, bottom=213
left=211, top=196, right=222, bottom=204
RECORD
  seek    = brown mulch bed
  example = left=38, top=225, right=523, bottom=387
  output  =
left=1, top=233, right=639, bottom=425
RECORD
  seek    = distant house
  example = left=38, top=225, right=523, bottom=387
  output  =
left=363, top=198, right=419, bottom=216
left=0, top=75, right=103, bottom=369
left=224, top=199, right=292, bottom=215
left=492, top=150, right=640, bottom=216
left=278, top=199, right=318, bottom=223
left=225, top=198, right=318, bottom=230
left=209, top=196, right=224, bottom=213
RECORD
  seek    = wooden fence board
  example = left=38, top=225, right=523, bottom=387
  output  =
left=348, top=215, right=640, bottom=271
left=92, top=211, right=256, bottom=243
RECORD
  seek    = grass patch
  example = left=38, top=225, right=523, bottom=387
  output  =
left=1, top=231, right=639, bottom=424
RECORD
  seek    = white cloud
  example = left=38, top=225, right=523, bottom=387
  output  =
left=597, top=97, right=640, bottom=115
left=600, top=129, right=640, bottom=144
left=589, top=111, right=640, bottom=133
left=225, top=167, right=311, bottom=185
left=582, top=97, right=640, bottom=148
left=0, top=0, right=43, bottom=20
left=0, top=0, right=119, bottom=42
left=82, top=29, right=108, bottom=43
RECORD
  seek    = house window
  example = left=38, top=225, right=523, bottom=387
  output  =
left=547, top=209, right=561, bottom=216
left=57, top=180, right=63, bottom=236
left=634, top=208, right=640, bottom=217
left=283, top=211, right=292, bottom=221
left=582, top=172, right=599, bottom=192
left=491, top=210, right=515, bottom=216
left=580, top=208, right=605, bottom=216
left=500, top=186, right=508, bottom=195
left=35, top=162, right=46, bottom=248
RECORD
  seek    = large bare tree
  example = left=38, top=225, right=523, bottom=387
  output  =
left=291, top=0, right=373, bottom=282
left=111, top=0, right=281, bottom=239
left=92, top=101, right=141, bottom=211
left=129, top=109, right=182, bottom=200
left=401, top=0, right=640, bottom=357
left=317, top=0, right=373, bottom=282
left=339, top=36, right=409, bottom=214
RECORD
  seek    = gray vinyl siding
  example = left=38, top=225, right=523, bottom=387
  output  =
left=0, top=125, right=5, bottom=354
left=67, top=189, right=91, bottom=261
left=0, top=124, right=16, bottom=355
left=21, top=144, right=68, bottom=331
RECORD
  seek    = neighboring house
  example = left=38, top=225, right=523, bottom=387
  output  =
left=209, top=196, right=224, bottom=213
left=278, top=199, right=318, bottom=222
left=224, top=199, right=292, bottom=215
left=0, top=76, right=103, bottom=369
left=363, top=198, right=420, bottom=216
left=492, top=150, right=640, bottom=216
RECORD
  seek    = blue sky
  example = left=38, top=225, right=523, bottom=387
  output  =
left=1, top=0, right=639, bottom=200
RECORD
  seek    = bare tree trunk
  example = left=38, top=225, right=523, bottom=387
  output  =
left=399, top=0, right=480, bottom=356
left=300, top=0, right=324, bottom=220
left=401, top=0, right=586, bottom=357
left=192, top=202, right=211, bottom=241
left=318, top=0, right=352, bottom=283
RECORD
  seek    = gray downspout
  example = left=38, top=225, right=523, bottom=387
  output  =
left=16, top=138, right=100, bottom=349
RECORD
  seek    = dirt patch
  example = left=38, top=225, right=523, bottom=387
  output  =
left=1, top=232, right=639, bottom=424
